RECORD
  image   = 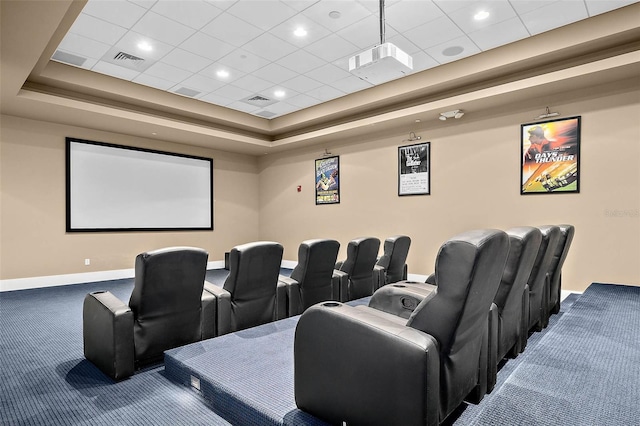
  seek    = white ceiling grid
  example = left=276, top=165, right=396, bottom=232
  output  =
left=52, top=0, right=638, bottom=119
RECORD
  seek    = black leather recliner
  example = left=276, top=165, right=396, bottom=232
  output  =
left=526, top=226, right=561, bottom=333
left=204, top=241, right=284, bottom=335
left=333, top=237, right=380, bottom=302
left=373, top=235, right=411, bottom=290
left=279, top=239, right=340, bottom=317
left=83, top=247, right=214, bottom=380
left=294, top=229, right=510, bottom=426
left=547, top=224, right=575, bottom=316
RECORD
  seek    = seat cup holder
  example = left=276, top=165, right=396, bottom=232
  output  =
left=322, top=302, right=341, bottom=307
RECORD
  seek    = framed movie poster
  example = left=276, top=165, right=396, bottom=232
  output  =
left=398, top=142, right=430, bottom=196
left=521, top=116, right=580, bottom=194
left=315, top=156, right=340, bottom=204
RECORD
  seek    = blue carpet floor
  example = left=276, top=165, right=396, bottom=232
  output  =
left=1, top=279, right=637, bottom=425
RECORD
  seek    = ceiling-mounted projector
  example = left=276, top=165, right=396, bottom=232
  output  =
left=349, top=42, right=413, bottom=85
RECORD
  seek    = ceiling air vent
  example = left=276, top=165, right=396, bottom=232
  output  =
left=100, top=48, right=153, bottom=72
left=241, top=94, right=277, bottom=108
left=254, top=110, right=277, bottom=118
left=51, top=50, right=87, bottom=67
left=174, top=87, right=201, bottom=97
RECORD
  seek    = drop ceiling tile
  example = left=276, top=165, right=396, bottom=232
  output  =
left=211, top=84, right=254, bottom=101
left=447, top=0, right=517, bottom=34
left=113, top=31, right=174, bottom=61
left=305, top=85, right=345, bottom=102
left=251, top=63, right=299, bottom=84
left=242, top=32, right=299, bottom=61
left=179, top=72, right=226, bottom=93
left=261, top=100, right=299, bottom=115
left=81, top=0, right=147, bottom=29
left=286, top=93, right=322, bottom=108
left=131, top=11, right=196, bottom=45
left=200, top=12, right=264, bottom=47
left=92, top=60, right=141, bottom=80
left=520, top=1, right=589, bottom=35
left=230, top=74, right=275, bottom=94
left=385, top=0, right=445, bottom=33
left=199, top=63, right=246, bottom=84
left=403, top=15, right=464, bottom=50
left=128, top=0, right=157, bottom=10
left=280, top=75, right=324, bottom=93
left=57, top=33, right=112, bottom=60
left=407, top=51, right=440, bottom=73
left=276, top=49, right=327, bottom=74
left=432, top=0, right=472, bottom=14
left=151, top=0, right=223, bottom=29
left=264, top=85, right=299, bottom=101
left=203, top=0, right=238, bottom=12
left=301, top=1, right=373, bottom=32
left=305, top=62, right=352, bottom=85
left=585, top=0, right=638, bottom=16
left=330, top=74, right=373, bottom=93
left=144, top=61, right=192, bottom=83
left=180, top=32, right=236, bottom=62
left=225, top=0, right=299, bottom=31
left=468, top=17, right=530, bottom=51
left=160, top=48, right=213, bottom=73
left=268, top=14, right=333, bottom=48
left=216, top=48, right=271, bottom=73
left=425, top=35, right=481, bottom=64
left=132, top=73, right=177, bottom=90
left=509, top=1, right=558, bottom=15
left=305, top=34, right=360, bottom=63
left=336, top=14, right=385, bottom=49
left=68, top=13, right=128, bottom=45
left=225, top=100, right=261, bottom=113
left=199, top=91, right=235, bottom=106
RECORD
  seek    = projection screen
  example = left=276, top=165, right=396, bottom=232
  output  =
left=66, top=138, right=213, bottom=232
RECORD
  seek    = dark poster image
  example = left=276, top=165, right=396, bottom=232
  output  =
left=398, top=142, right=430, bottom=196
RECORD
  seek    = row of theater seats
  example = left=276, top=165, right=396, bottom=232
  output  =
left=82, top=235, right=411, bottom=380
left=294, top=225, right=574, bottom=426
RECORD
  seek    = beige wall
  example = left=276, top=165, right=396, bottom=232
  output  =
left=0, top=115, right=260, bottom=280
left=258, top=84, right=640, bottom=293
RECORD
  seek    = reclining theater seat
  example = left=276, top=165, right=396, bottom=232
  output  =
left=279, top=239, right=340, bottom=317
left=485, top=226, right=542, bottom=389
left=374, top=235, right=411, bottom=290
left=546, top=224, right=575, bottom=316
left=333, top=236, right=380, bottom=302
left=525, top=225, right=561, bottom=333
left=204, top=241, right=284, bottom=336
left=295, top=229, right=510, bottom=426
left=83, top=247, right=214, bottom=380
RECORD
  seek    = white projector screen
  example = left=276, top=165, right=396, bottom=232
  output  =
left=66, top=138, right=213, bottom=232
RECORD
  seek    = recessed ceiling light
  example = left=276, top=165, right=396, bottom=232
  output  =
left=137, top=41, right=153, bottom=51
left=294, top=27, right=307, bottom=37
left=274, top=90, right=286, bottom=98
left=329, top=10, right=341, bottom=19
left=216, top=70, right=229, bottom=78
left=474, top=10, right=490, bottom=20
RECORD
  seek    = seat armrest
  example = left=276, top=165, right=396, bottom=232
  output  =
left=369, top=281, right=437, bottom=319
left=83, top=291, right=134, bottom=380
left=519, top=284, right=530, bottom=353
left=280, top=275, right=302, bottom=317
left=332, top=269, right=349, bottom=302
left=201, top=284, right=217, bottom=339
left=373, top=264, right=385, bottom=291
left=335, top=260, right=344, bottom=270
left=425, top=273, right=436, bottom=285
left=276, top=280, right=287, bottom=320
left=204, top=282, right=232, bottom=336
left=295, top=302, right=440, bottom=426
left=403, top=263, right=408, bottom=281
left=487, top=303, right=499, bottom=393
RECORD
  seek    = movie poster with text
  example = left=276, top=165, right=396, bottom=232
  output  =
left=315, top=156, right=340, bottom=204
left=521, top=116, right=580, bottom=194
left=398, top=142, right=430, bottom=195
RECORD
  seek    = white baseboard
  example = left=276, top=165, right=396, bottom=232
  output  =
left=0, top=260, right=231, bottom=292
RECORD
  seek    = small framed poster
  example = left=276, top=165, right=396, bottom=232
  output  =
left=315, top=156, right=340, bottom=204
left=521, top=116, right=580, bottom=194
left=398, top=142, right=430, bottom=196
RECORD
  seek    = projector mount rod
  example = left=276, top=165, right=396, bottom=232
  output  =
left=379, top=0, right=386, bottom=45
